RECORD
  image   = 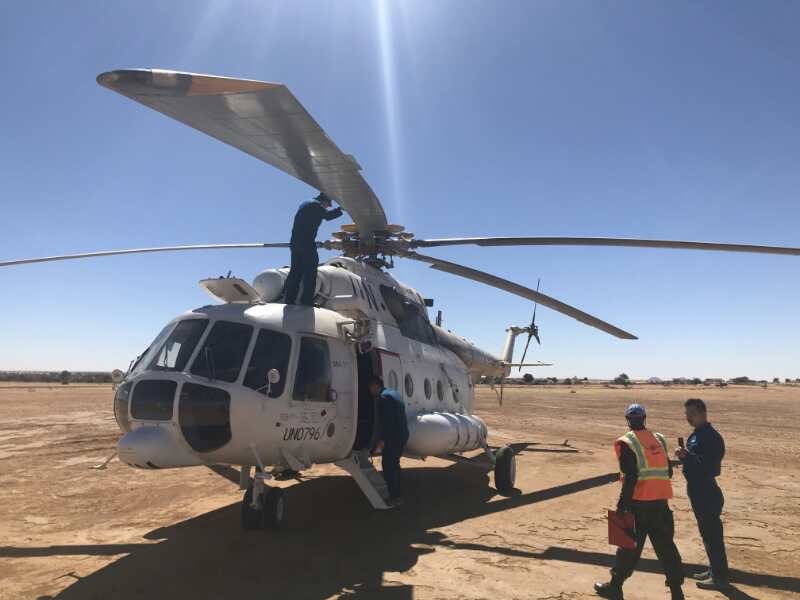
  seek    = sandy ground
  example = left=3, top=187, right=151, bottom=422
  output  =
left=1, top=383, right=798, bottom=600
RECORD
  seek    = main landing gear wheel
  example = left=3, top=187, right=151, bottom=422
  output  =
left=494, top=445, right=516, bottom=492
left=241, top=485, right=286, bottom=531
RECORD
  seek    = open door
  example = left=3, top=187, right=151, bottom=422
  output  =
left=378, top=350, right=404, bottom=396
left=290, top=335, right=356, bottom=461
left=355, top=350, right=379, bottom=450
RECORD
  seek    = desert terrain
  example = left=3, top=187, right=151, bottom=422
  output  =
left=1, top=383, right=798, bottom=600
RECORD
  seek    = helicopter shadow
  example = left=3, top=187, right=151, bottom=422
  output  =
left=24, top=461, right=617, bottom=600
left=14, top=460, right=797, bottom=599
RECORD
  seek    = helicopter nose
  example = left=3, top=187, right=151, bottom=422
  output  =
left=118, top=426, right=201, bottom=469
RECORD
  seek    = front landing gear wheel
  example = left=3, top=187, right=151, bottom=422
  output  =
left=241, top=486, right=286, bottom=530
left=494, top=445, right=516, bottom=492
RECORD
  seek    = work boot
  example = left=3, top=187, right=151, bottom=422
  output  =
left=696, top=577, right=730, bottom=591
left=691, top=569, right=711, bottom=581
left=593, top=581, right=624, bottom=600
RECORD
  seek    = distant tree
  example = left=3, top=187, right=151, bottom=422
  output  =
left=773, top=377, right=780, bottom=384
left=523, top=373, right=534, bottom=384
left=614, top=373, right=630, bottom=386
left=59, top=370, right=71, bottom=385
left=691, top=378, right=702, bottom=385
left=563, top=378, right=573, bottom=385
left=731, top=376, right=751, bottom=385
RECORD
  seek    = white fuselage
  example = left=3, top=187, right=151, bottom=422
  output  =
left=114, top=257, right=502, bottom=471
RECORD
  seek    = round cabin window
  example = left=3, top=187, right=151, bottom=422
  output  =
left=436, top=380, right=444, bottom=401
left=388, top=370, right=398, bottom=390
left=424, top=378, right=432, bottom=399
left=404, top=373, right=414, bottom=397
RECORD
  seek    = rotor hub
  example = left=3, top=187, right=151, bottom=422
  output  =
left=326, top=224, right=415, bottom=266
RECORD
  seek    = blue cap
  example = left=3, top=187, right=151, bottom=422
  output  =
left=625, top=403, right=646, bottom=418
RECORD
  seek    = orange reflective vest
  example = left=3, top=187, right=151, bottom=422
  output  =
left=614, top=429, right=673, bottom=501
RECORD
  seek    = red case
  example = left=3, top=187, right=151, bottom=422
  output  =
left=608, top=509, right=637, bottom=549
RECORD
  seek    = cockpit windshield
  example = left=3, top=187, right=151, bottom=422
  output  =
left=190, top=320, right=253, bottom=382
left=148, top=319, right=209, bottom=373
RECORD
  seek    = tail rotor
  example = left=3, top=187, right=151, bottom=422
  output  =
left=519, top=278, right=542, bottom=371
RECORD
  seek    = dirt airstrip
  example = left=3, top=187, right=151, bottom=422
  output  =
left=1, top=383, right=798, bottom=600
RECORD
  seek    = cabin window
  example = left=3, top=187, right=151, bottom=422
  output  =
left=293, top=337, right=332, bottom=402
left=404, top=373, right=414, bottom=397
left=379, top=285, right=435, bottom=345
left=424, top=378, right=432, bottom=400
left=387, top=370, right=399, bottom=391
left=190, top=321, right=253, bottom=383
left=149, top=319, right=208, bottom=373
left=437, top=380, right=444, bottom=401
left=243, top=329, right=292, bottom=397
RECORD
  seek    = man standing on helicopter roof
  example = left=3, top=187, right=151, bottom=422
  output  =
left=284, top=191, right=343, bottom=306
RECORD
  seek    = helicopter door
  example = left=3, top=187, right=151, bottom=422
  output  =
left=291, top=335, right=356, bottom=461
left=378, top=350, right=404, bottom=395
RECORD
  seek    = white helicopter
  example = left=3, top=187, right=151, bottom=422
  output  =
left=4, top=69, right=799, bottom=531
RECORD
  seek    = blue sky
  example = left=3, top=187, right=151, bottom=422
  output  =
left=1, top=1, right=798, bottom=379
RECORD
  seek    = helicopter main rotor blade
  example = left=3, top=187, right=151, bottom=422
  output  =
left=412, top=236, right=800, bottom=256
left=97, top=69, right=388, bottom=239
left=404, top=252, right=638, bottom=340
left=0, top=242, right=293, bottom=268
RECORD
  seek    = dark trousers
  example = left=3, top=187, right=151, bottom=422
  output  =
left=381, top=440, right=406, bottom=499
left=611, top=500, right=684, bottom=588
left=688, top=483, right=729, bottom=581
left=284, top=246, right=318, bottom=306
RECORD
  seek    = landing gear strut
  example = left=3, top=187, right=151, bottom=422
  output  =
left=241, top=473, right=286, bottom=530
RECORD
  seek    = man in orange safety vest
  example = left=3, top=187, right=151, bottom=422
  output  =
left=594, top=403, right=684, bottom=600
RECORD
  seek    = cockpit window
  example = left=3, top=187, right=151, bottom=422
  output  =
left=379, top=285, right=436, bottom=345
left=293, top=337, right=332, bottom=402
left=148, top=319, right=208, bottom=373
left=130, top=323, right=173, bottom=375
left=243, top=329, right=292, bottom=397
left=190, top=321, right=253, bottom=383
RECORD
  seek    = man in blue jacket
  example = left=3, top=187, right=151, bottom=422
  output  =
left=368, top=375, right=409, bottom=506
left=284, top=192, right=343, bottom=306
left=675, top=398, right=730, bottom=590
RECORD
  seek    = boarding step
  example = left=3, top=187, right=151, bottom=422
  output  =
left=335, top=449, right=390, bottom=509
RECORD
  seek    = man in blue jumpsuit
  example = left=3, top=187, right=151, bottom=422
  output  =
left=676, top=398, right=730, bottom=590
left=284, top=192, right=343, bottom=306
left=368, top=375, right=409, bottom=506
